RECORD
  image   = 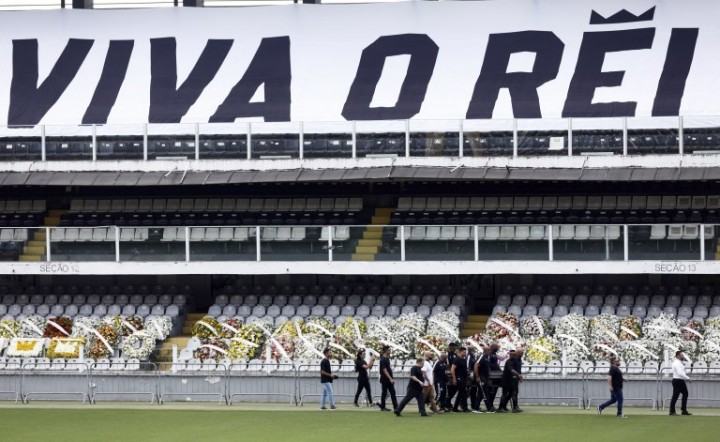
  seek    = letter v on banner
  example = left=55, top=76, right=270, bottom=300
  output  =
left=9, top=39, right=93, bottom=126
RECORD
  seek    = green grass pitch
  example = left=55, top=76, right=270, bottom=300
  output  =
left=1, top=404, right=719, bottom=442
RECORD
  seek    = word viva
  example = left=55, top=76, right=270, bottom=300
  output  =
left=10, top=28, right=698, bottom=126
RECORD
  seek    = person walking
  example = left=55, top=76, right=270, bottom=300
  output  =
left=669, top=351, right=692, bottom=416
left=354, top=348, right=375, bottom=407
left=475, top=346, right=495, bottom=412
left=422, top=351, right=442, bottom=413
left=510, top=349, right=524, bottom=412
left=378, top=346, right=398, bottom=412
left=320, top=348, right=338, bottom=410
left=487, top=343, right=501, bottom=410
left=451, top=346, right=470, bottom=412
left=467, top=347, right=480, bottom=412
left=597, top=357, right=627, bottom=418
left=445, top=342, right=458, bottom=409
left=433, top=352, right=449, bottom=411
left=497, top=350, right=523, bottom=413
left=394, top=358, right=429, bottom=417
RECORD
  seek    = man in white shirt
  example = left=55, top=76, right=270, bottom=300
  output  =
left=669, top=351, right=692, bottom=416
left=422, top=351, right=442, bottom=413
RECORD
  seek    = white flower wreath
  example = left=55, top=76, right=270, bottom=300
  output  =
left=145, top=316, right=172, bottom=341
left=121, top=331, right=156, bottom=360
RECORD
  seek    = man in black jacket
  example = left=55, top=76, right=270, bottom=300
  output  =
left=394, top=358, right=429, bottom=417
left=475, top=346, right=495, bottom=412
left=378, top=346, right=397, bottom=411
left=451, top=347, right=470, bottom=412
left=445, top=343, right=458, bottom=409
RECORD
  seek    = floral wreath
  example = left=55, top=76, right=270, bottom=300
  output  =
left=121, top=331, right=156, bottom=360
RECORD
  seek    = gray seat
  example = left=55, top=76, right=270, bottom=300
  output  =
left=569, top=305, right=584, bottom=315
left=584, top=305, right=600, bottom=317
left=258, top=295, right=273, bottom=307
left=694, top=306, right=709, bottom=318
left=511, top=295, right=526, bottom=306
left=600, top=305, right=615, bottom=315
left=64, top=305, right=79, bottom=317
left=326, top=306, right=340, bottom=318
left=646, top=306, right=662, bottom=319
left=49, top=305, right=64, bottom=316
left=208, top=305, right=222, bottom=317
left=311, top=305, right=325, bottom=316
left=386, top=306, right=400, bottom=317
left=619, top=295, right=634, bottom=307
left=165, top=305, right=180, bottom=317
left=36, top=305, right=50, bottom=317
left=296, top=306, right=310, bottom=318
left=631, top=306, right=647, bottom=318
left=288, top=295, right=302, bottom=307
left=681, top=296, right=697, bottom=307
left=107, top=305, right=122, bottom=316
left=508, top=305, right=522, bottom=316
left=281, top=305, right=295, bottom=317
left=553, top=305, right=568, bottom=316
left=121, top=305, right=136, bottom=316
left=635, top=295, right=650, bottom=307
left=237, top=306, right=252, bottom=318
left=678, top=305, right=693, bottom=319
left=136, top=304, right=151, bottom=317
left=615, top=305, right=631, bottom=316
left=522, top=305, right=537, bottom=317
left=222, top=306, right=237, bottom=317
left=574, top=295, right=588, bottom=307
left=527, top=295, right=542, bottom=307
left=496, top=295, right=511, bottom=306
left=557, top=295, right=573, bottom=307
left=542, top=295, right=557, bottom=307
left=79, top=305, right=93, bottom=316
left=663, top=306, right=677, bottom=317
left=251, top=306, right=266, bottom=317
left=266, top=306, right=281, bottom=317
left=417, top=305, right=431, bottom=317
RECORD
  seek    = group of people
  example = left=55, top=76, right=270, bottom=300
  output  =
left=321, top=345, right=696, bottom=417
left=320, top=342, right=527, bottom=416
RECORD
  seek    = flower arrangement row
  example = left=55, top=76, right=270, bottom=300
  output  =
left=189, top=312, right=460, bottom=362
left=0, top=315, right=172, bottom=360
left=469, top=312, right=720, bottom=368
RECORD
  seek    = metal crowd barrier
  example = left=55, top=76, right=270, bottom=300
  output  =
left=156, top=362, right=227, bottom=405
left=227, top=361, right=296, bottom=405
left=21, top=362, right=91, bottom=404
left=90, top=362, right=158, bottom=404
left=0, top=361, right=719, bottom=408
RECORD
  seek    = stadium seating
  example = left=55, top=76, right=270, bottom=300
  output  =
left=494, top=284, right=720, bottom=325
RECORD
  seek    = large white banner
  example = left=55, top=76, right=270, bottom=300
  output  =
left=0, top=0, right=716, bottom=126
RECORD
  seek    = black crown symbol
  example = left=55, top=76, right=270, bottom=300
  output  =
left=590, top=6, right=655, bottom=25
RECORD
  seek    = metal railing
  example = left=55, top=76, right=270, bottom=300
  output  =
left=4, top=223, right=714, bottom=264
left=2, top=116, right=720, bottom=162
left=2, top=362, right=720, bottom=408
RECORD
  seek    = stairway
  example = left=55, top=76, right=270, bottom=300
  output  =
left=152, top=312, right=204, bottom=370
left=351, top=207, right=393, bottom=261
left=18, top=210, right=65, bottom=262
left=461, top=314, right=489, bottom=338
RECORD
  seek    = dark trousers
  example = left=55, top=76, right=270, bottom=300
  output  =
left=599, top=388, right=624, bottom=416
left=670, top=379, right=689, bottom=413
left=435, top=381, right=447, bottom=408
left=479, top=382, right=495, bottom=410
left=380, top=381, right=398, bottom=410
left=453, top=381, right=468, bottom=411
left=498, top=384, right=516, bottom=410
left=354, top=377, right=372, bottom=405
left=469, top=382, right=480, bottom=410
left=446, top=383, right=457, bottom=408
left=396, top=387, right=426, bottom=415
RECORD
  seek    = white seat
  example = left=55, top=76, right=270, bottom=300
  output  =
left=276, top=227, right=292, bottom=241
left=682, top=225, right=699, bottom=240
left=424, top=226, right=440, bottom=240
left=78, top=228, right=93, bottom=242
left=574, top=225, right=590, bottom=240
left=234, top=227, right=249, bottom=241
left=455, top=226, right=471, bottom=240
left=559, top=225, right=574, bottom=240
left=667, top=225, right=683, bottom=240
left=190, top=227, right=205, bottom=241
left=219, top=227, right=234, bottom=241
left=484, top=226, right=500, bottom=240
left=410, top=226, right=426, bottom=240
left=650, top=225, right=666, bottom=240
left=499, top=226, right=514, bottom=241
left=91, top=228, right=108, bottom=242
left=439, top=226, right=455, bottom=240
left=514, top=226, right=530, bottom=240
left=204, top=227, right=220, bottom=241
left=529, top=225, right=545, bottom=240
